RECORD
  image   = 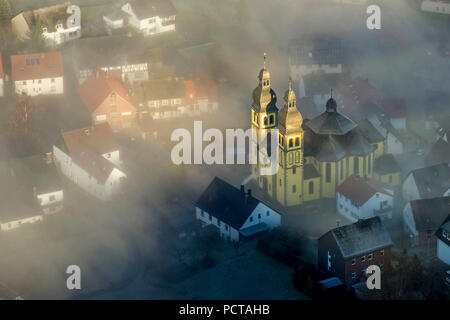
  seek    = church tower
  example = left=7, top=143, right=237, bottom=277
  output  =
left=250, top=53, right=278, bottom=197
left=276, top=78, right=304, bottom=206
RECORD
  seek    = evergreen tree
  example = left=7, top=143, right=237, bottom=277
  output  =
left=26, top=13, right=46, bottom=51
left=0, top=0, right=12, bottom=22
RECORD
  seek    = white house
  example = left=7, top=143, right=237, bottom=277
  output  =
left=11, top=52, right=64, bottom=96
left=105, top=0, right=176, bottom=36
left=402, top=163, right=450, bottom=201
left=435, top=216, right=450, bottom=265
left=336, top=175, right=394, bottom=222
left=421, top=0, right=450, bottom=15
left=195, top=177, right=281, bottom=242
left=53, top=123, right=126, bottom=201
left=11, top=2, right=81, bottom=46
left=0, top=153, right=64, bottom=231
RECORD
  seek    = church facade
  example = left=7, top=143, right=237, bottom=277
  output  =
left=251, top=56, right=386, bottom=207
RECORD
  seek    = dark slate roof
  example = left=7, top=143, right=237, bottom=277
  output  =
left=374, top=154, right=401, bottom=175
left=435, top=214, right=450, bottom=246
left=425, top=138, right=450, bottom=167
left=326, top=217, right=393, bottom=259
left=410, top=196, right=450, bottom=233
left=289, top=35, right=346, bottom=66
left=356, top=119, right=385, bottom=143
left=195, top=177, right=267, bottom=230
left=305, top=108, right=357, bottom=136
left=409, top=164, right=450, bottom=199
left=304, top=164, right=321, bottom=180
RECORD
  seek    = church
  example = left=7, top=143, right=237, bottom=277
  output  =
left=251, top=55, right=387, bottom=207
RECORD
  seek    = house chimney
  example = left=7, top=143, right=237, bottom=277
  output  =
left=240, top=185, right=245, bottom=193
left=45, top=152, right=53, bottom=164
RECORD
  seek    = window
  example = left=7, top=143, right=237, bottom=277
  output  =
left=361, top=255, right=366, bottom=262
left=258, top=213, right=261, bottom=219
left=368, top=253, right=373, bottom=261
left=380, top=264, right=384, bottom=271
left=264, top=117, right=268, bottom=126
left=295, top=137, right=300, bottom=146
left=250, top=217, right=253, bottom=222
left=380, top=249, right=384, bottom=256
left=389, top=175, right=393, bottom=183
left=309, top=181, right=314, bottom=194
left=352, top=257, right=356, bottom=265
left=352, top=272, right=356, bottom=279
left=225, top=225, right=229, bottom=231
left=49, top=195, right=55, bottom=202
left=340, top=160, right=343, bottom=180
left=266, top=211, right=270, bottom=216
left=200, top=211, right=204, bottom=217
left=292, top=185, right=296, bottom=193
left=269, top=115, right=274, bottom=124
left=162, top=100, right=169, bottom=105
left=293, top=167, right=296, bottom=174
left=51, top=78, right=55, bottom=83
left=279, top=179, right=282, bottom=187
left=325, top=163, right=331, bottom=183
left=289, top=139, right=293, bottom=148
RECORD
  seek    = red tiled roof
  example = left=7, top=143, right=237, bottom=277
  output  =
left=410, top=196, right=450, bottom=233
left=336, top=175, right=390, bottom=207
left=195, top=78, right=218, bottom=102
left=61, top=122, right=120, bottom=183
left=11, top=51, right=63, bottom=81
left=78, top=69, right=134, bottom=113
left=337, top=77, right=382, bottom=116
left=379, top=99, right=406, bottom=118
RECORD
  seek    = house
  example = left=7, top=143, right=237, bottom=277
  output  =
left=435, top=215, right=450, bottom=265
left=195, top=177, right=281, bottom=242
left=421, top=0, right=450, bottom=15
left=11, top=2, right=81, bottom=45
left=53, top=123, right=126, bottom=201
left=337, top=175, right=394, bottom=222
left=0, top=153, right=63, bottom=231
left=297, top=72, right=350, bottom=111
left=0, top=55, right=3, bottom=96
left=402, top=163, right=450, bottom=201
left=378, top=99, right=407, bottom=130
left=425, top=138, right=450, bottom=167
left=71, top=36, right=150, bottom=84
left=130, top=78, right=218, bottom=120
left=11, top=52, right=64, bottom=96
left=78, top=69, right=137, bottom=131
left=403, top=196, right=450, bottom=247
left=318, top=217, right=393, bottom=285
left=105, top=0, right=176, bottom=36
left=373, top=153, right=401, bottom=187
left=288, top=35, right=347, bottom=81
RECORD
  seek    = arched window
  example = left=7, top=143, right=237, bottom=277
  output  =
left=354, top=157, right=359, bottom=175
left=295, top=137, right=300, bottom=146
left=269, top=114, right=274, bottom=124
left=292, top=185, right=296, bottom=193
left=289, top=139, right=293, bottom=148
left=267, top=132, right=272, bottom=157
left=293, top=167, right=296, bottom=174
left=309, top=181, right=314, bottom=194
left=326, top=163, right=331, bottom=183
left=264, top=117, right=268, bottom=126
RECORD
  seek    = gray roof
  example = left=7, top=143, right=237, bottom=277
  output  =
left=356, top=119, right=385, bottom=143
left=195, top=177, right=272, bottom=230
left=374, top=154, right=400, bottom=175
left=306, top=108, right=357, bottom=136
left=328, top=217, right=393, bottom=259
left=410, top=163, right=450, bottom=199
left=304, top=164, right=321, bottom=180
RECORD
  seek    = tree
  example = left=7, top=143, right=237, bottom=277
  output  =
left=0, top=0, right=11, bottom=22
left=26, top=14, right=47, bottom=51
left=293, top=263, right=317, bottom=291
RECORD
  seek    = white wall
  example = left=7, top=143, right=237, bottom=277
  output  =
left=53, top=145, right=125, bottom=201
left=386, top=132, right=404, bottom=154
left=121, top=2, right=175, bottom=36
left=37, top=190, right=63, bottom=207
left=422, top=0, right=450, bottom=14
left=402, top=174, right=420, bottom=201
left=337, top=191, right=393, bottom=222
left=42, top=26, right=81, bottom=45
left=0, top=215, right=44, bottom=231
left=195, top=207, right=240, bottom=241
left=15, top=76, right=63, bottom=96
left=437, top=239, right=450, bottom=265
left=239, top=202, right=281, bottom=231
left=102, top=150, right=121, bottom=167
left=390, top=117, right=406, bottom=130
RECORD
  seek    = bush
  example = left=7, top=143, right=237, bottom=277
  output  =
left=293, top=263, right=317, bottom=291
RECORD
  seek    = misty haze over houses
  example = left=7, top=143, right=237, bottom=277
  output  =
left=0, top=0, right=448, bottom=301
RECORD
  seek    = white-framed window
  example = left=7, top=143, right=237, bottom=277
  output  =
left=351, top=257, right=356, bottom=265
left=162, top=100, right=169, bottom=106
left=361, top=255, right=366, bottom=262
left=380, top=249, right=385, bottom=256
left=351, top=271, right=356, bottom=279
left=96, top=114, right=107, bottom=121
left=368, top=253, right=373, bottom=261
left=121, top=111, right=132, bottom=116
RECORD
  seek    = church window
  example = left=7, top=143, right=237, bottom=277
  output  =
left=368, top=156, right=372, bottom=174
left=266, top=211, right=270, bottom=216
left=309, top=181, right=314, bottom=194
left=354, top=157, right=359, bottom=175
left=295, top=137, right=300, bottom=147
left=269, top=114, right=274, bottom=124
left=264, top=117, right=268, bottom=125
left=289, top=139, right=293, bottom=148
left=293, top=167, right=296, bottom=174
left=326, top=163, right=331, bottom=183
left=292, top=185, right=296, bottom=193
